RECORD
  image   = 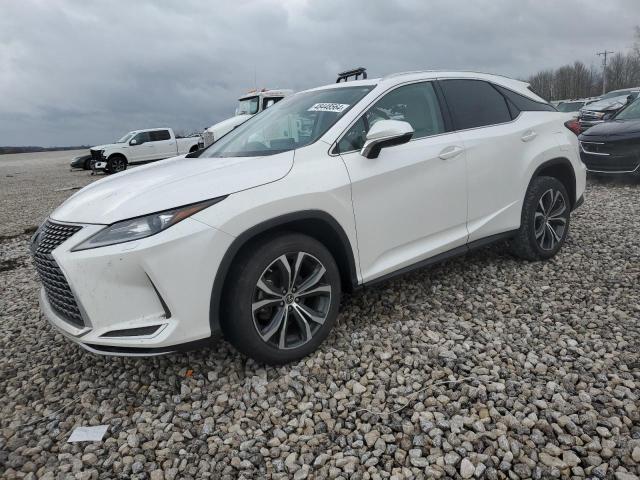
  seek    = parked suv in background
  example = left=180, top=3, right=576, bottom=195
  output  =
left=579, top=88, right=640, bottom=132
left=31, top=71, right=586, bottom=364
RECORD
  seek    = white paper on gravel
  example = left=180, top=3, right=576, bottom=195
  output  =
left=68, top=425, right=109, bottom=443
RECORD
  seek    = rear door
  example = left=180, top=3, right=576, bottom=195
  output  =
left=149, top=129, right=176, bottom=159
left=337, top=81, right=468, bottom=282
left=438, top=79, right=531, bottom=241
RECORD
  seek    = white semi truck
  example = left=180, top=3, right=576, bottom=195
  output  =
left=199, top=89, right=293, bottom=149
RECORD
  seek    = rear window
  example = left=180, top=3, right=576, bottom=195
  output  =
left=150, top=130, right=171, bottom=141
left=439, top=79, right=512, bottom=130
left=494, top=85, right=556, bottom=113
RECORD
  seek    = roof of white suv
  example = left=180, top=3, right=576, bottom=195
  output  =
left=308, top=70, right=545, bottom=103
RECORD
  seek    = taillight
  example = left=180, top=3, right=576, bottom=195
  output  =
left=564, top=119, right=581, bottom=135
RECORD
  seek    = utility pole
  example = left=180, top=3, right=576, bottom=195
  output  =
left=596, top=50, right=614, bottom=95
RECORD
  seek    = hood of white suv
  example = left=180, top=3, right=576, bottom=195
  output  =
left=51, top=152, right=294, bottom=224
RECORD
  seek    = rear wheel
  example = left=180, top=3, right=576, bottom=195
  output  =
left=511, top=176, right=571, bottom=260
left=83, top=158, right=92, bottom=170
left=106, top=155, right=127, bottom=174
left=222, top=233, right=341, bottom=364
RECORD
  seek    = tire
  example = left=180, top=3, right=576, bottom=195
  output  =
left=106, top=155, right=127, bottom=174
left=189, top=145, right=199, bottom=153
left=83, top=158, right=92, bottom=170
left=222, top=232, right=341, bottom=364
left=510, top=176, right=571, bottom=261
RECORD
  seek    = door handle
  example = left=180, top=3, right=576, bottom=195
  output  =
left=439, top=145, right=464, bottom=160
left=521, top=130, right=537, bottom=142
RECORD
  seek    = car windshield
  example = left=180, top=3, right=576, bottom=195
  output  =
left=236, top=96, right=260, bottom=115
left=615, top=98, right=640, bottom=120
left=201, top=86, right=373, bottom=158
left=116, top=133, right=134, bottom=143
left=557, top=102, right=584, bottom=112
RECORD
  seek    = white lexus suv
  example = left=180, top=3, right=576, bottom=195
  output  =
left=31, top=71, right=586, bottom=364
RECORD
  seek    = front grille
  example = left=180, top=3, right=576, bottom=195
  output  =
left=90, top=150, right=105, bottom=161
left=203, top=131, right=215, bottom=148
left=580, top=138, right=640, bottom=172
left=32, top=221, right=84, bottom=327
left=581, top=152, right=640, bottom=172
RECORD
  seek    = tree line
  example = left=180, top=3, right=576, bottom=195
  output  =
left=528, top=28, right=640, bottom=101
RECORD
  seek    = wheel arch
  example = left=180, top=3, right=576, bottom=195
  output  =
left=107, top=152, right=128, bottom=163
left=529, top=157, right=577, bottom=208
left=209, top=210, right=359, bottom=334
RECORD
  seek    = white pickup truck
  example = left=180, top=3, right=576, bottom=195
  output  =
left=90, top=128, right=200, bottom=173
left=199, top=89, right=293, bottom=149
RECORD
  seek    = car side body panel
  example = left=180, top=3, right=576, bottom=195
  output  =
left=339, top=130, right=468, bottom=283
left=464, top=111, right=583, bottom=242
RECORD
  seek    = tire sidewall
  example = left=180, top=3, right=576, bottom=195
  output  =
left=524, top=176, right=570, bottom=259
left=107, top=156, right=127, bottom=174
left=224, top=233, right=341, bottom=364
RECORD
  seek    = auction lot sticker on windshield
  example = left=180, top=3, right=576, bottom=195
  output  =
left=308, top=103, right=350, bottom=113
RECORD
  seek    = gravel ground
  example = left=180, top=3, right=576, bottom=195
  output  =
left=1, top=152, right=639, bottom=479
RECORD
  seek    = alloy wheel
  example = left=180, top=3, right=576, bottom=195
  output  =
left=252, top=251, right=332, bottom=350
left=534, top=188, right=567, bottom=251
left=113, top=159, right=126, bottom=172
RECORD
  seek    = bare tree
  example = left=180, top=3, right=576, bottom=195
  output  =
left=527, top=28, right=640, bottom=100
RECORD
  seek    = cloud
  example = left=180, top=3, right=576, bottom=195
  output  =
left=1, top=0, right=638, bottom=146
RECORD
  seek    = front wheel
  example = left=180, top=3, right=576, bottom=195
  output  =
left=510, top=176, right=571, bottom=261
left=106, top=156, right=127, bottom=174
left=222, top=233, right=341, bottom=364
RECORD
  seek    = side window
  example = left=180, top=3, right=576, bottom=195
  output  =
left=264, top=98, right=282, bottom=110
left=493, top=85, right=556, bottom=113
left=336, top=82, right=445, bottom=153
left=149, top=130, right=171, bottom=141
left=439, top=79, right=511, bottom=130
left=132, top=132, right=150, bottom=144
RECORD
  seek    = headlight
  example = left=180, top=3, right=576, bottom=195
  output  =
left=72, top=197, right=226, bottom=251
left=592, top=112, right=606, bottom=119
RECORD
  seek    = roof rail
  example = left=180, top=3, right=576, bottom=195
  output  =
left=381, top=70, right=524, bottom=83
left=336, top=67, right=367, bottom=83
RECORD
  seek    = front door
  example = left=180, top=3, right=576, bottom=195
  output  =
left=337, top=81, right=468, bottom=282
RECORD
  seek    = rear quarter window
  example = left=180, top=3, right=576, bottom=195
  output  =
left=494, top=85, right=557, bottom=113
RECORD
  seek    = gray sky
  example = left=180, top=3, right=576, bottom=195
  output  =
left=1, top=0, right=639, bottom=146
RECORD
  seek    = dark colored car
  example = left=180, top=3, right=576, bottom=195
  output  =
left=579, top=97, right=640, bottom=176
left=578, top=88, right=639, bottom=132
left=70, top=153, right=92, bottom=170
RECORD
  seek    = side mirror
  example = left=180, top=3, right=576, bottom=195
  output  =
left=360, top=120, right=414, bottom=159
left=129, top=139, right=138, bottom=145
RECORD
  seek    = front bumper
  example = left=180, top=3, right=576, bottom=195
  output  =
left=37, top=217, right=235, bottom=355
left=580, top=142, right=640, bottom=175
